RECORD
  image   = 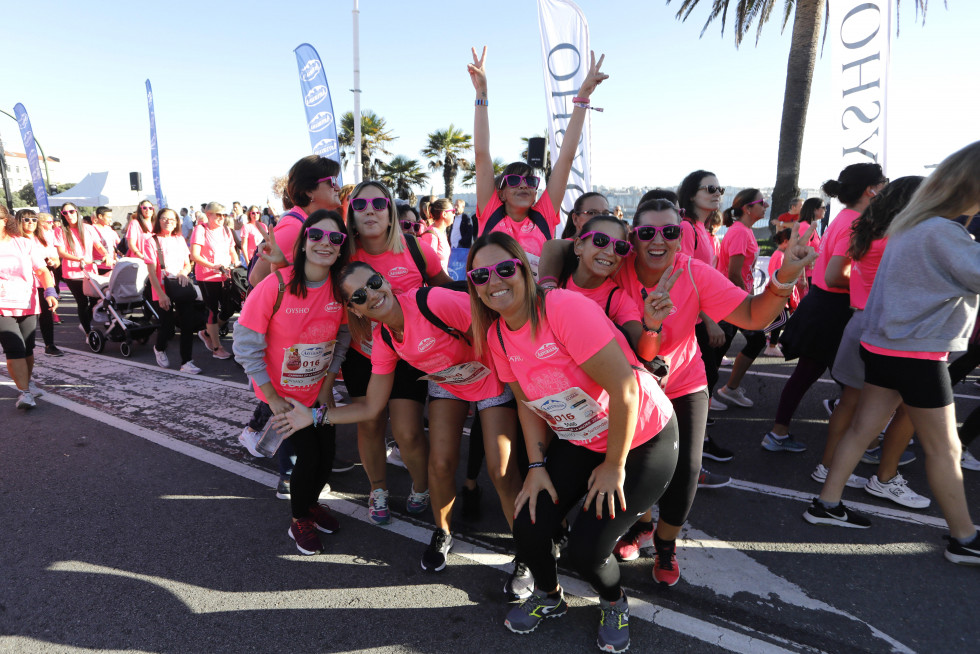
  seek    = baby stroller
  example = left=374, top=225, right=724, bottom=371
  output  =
left=219, top=265, right=249, bottom=337
left=83, top=257, right=160, bottom=356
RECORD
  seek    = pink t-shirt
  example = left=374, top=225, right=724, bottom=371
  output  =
left=30, top=234, right=58, bottom=282
left=191, top=224, right=234, bottom=282
left=616, top=254, right=747, bottom=399
left=144, top=235, right=191, bottom=302
left=717, top=221, right=758, bottom=291
left=848, top=237, right=886, bottom=310
left=351, top=236, right=443, bottom=295
left=371, top=288, right=503, bottom=401
left=478, top=191, right=559, bottom=259
left=420, top=229, right=451, bottom=271
left=797, top=221, right=822, bottom=261
left=57, top=224, right=101, bottom=280
left=92, top=224, right=119, bottom=265
left=126, top=220, right=150, bottom=256
left=768, top=249, right=801, bottom=309
left=488, top=289, right=673, bottom=453
left=679, top=220, right=715, bottom=267
left=240, top=222, right=264, bottom=261
left=812, top=208, right=860, bottom=294
left=237, top=268, right=346, bottom=406
left=273, top=208, right=308, bottom=264
left=0, top=237, right=47, bottom=316
left=564, top=277, right=640, bottom=327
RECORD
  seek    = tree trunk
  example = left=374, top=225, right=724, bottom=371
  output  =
left=444, top=155, right=455, bottom=201
left=771, top=0, right=825, bottom=235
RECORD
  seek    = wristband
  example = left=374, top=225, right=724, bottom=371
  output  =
left=764, top=284, right=792, bottom=299
left=642, top=320, right=662, bottom=334
left=574, top=102, right=604, bottom=112
left=528, top=460, right=547, bottom=470
left=538, top=275, right=558, bottom=288
left=475, top=98, right=488, bottom=106
left=572, top=96, right=590, bottom=103
left=769, top=269, right=800, bottom=290
left=43, top=287, right=57, bottom=299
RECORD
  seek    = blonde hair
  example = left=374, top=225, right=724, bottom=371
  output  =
left=346, top=181, right=405, bottom=255
left=888, top=141, right=980, bottom=236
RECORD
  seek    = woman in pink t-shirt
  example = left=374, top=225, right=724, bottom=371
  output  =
left=796, top=197, right=825, bottom=286
left=92, top=207, right=119, bottom=274
left=240, top=205, right=266, bottom=266
left=468, top=46, right=607, bottom=275
left=0, top=204, right=58, bottom=409
left=677, top=170, right=724, bottom=268
left=127, top=201, right=154, bottom=257
left=468, top=231, right=678, bottom=645
left=420, top=199, right=454, bottom=272
left=190, top=202, right=238, bottom=359
left=17, top=210, right=62, bottom=357
left=233, top=210, right=350, bottom=556
left=55, top=202, right=108, bottom=334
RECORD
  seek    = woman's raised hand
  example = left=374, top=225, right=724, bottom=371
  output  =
left=257, top=226, right=286, bottom=267
left=643, top=265, right=682, bottom=326
left=576, top=50, right=609, bottom=99
left=780, top=222, right=819, bottom=278
left=468, top=46, right=488, bottom=95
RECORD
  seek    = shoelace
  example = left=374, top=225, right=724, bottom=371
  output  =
left=656, top=553, right=676, bottom=571
left=600, top=603, right=628, bottom=628
left=294, top=519, right=315, bottom=536
left=371, top=491, right=388, bottom=510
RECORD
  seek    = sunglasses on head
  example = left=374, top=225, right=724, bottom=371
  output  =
left=698, top=185, right=725, bottom=195
left=317, top=176, right=340, bottom=190
left=400, top=220, right=423, bottom=234
left=634, top=224, right=682, bottom=241
left=305, top=227, right=346, bottom=246
left=745, top=198, right=769, bottom=208
left=468, top=259, right=523, bottom=286
left=580, top=231, right=633, bottom=256
left=61, top=209, right=77, bottom=216
left=347, top=273, right=385, bottom=306
left=350, top=197, right=390, bottom=212
left=499, top=174, right=540, bottom=190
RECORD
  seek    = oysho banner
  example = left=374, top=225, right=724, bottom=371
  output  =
left=830, top=1, right=891, bottom=182
left=537, top=0, right=591, bottom=225
left=294, top=43, right=342, bottom=184
left=145, top=79, right=165, bottom=207
left=13, top=103, right=49, bottom=213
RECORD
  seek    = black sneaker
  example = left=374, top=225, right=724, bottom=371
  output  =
left=45, top=345, right=65, bottom=357
left=702, top=436, right=734, bottom=462
left=331, top=458, right=356, bottom=473
left=459, top=484, right=482, bottom=521
left=504, top=557, right=534, bottom=601
left=421, top=529, right=453, bottom=572
left=803, top=498, right=871, bottom=528
left=944, top=534, right=980, bottom=566
left=552, top=521, right=570, bottom=560
left=276, top=477, right=290, bottom=500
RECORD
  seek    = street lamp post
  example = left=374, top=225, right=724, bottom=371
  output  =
left=0, top=108, right=54, bottom=195
left=0, top=132, right=14, bottom=209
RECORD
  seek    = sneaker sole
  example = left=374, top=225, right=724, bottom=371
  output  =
left=504, top=608, right=567, bottom=634
left=504, top=583, right=534, bottom=602
left=420, top=556, right=448, bottom=573
left=762, top=440, right=807, bottom=453
left=698, top=479, right=731, bottom=489
left=287, top=528, right=321, bottom=555
left=276, top=491, right=290, bottom=500
left=615, top=550, right=640, bottom=562
left=944, top=550, right=980, bottom=565
left=802, top=511, right=871, bottom=529
left=864, top=485, right=930, bottom=509
left=701, top=452, right=733, bottom=462
left=598, top=638, right=631, bottom=653
left=370, top=514, right=391, bottom=525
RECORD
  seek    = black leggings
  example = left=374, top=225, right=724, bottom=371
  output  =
left=720, top=321, right=767, bottom=361
left=64, top=278, right=96, bottom=332
left=36, top=286, right=55, bottom=347
left=289, top=422, right=336, bottom=520
left=949, top=344, right=980, bottom=447
left=199, top=280, right=232, bottom=325
left=695, top=322, right=721, bottom=394
left=658, top=390, right=708, bottom=526
left=151, top=299, right=196, bottom=365
left=513, top=415, right=679, bottom=601
left=774, top=355, right=827, bottom=427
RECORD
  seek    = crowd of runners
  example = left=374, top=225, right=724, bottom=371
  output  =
left=3, top=48, right=980, bottom=653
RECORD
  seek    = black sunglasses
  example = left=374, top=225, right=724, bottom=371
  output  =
left=634, top=224, right=682, bottom=241
left=698, top=185, right=725, bottom=195
left=347, top=273, right=385, bottom=306
left=305, top=228, right=346, bottom=246
left=400, top=220, right=423, bottom=234
left=468, top=259, right=523, bottom=286
left=580, top=231, right=633, bottom=257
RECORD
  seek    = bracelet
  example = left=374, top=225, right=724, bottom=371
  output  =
left=528, top=460, right=547, bottom=470
left=573, top=102, right=604, bottom=112
left=642, top=320, right=662, bottom=334
left=769, top=269, right=800, bottom=290
left=538, top=275, right=558, bottom=288
left=43, top=287, right=57, bottom=299
left=764, top=284, right=792, bottom=299
left=572, top=96, right=589, bottom=103
left=475, top=98, right=488, bottom=106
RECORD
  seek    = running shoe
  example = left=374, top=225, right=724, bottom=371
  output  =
left=308, top=502, right=340, bottom=533
left=702, top=435, right=734, bottom=462
left=961, top=450, right=980, bottom=472
left=504, top=558, right=534, bottom=601
left=44, top=345, right=64, bottom=357
left=802, top=498, right=871, bottom=528
left=864, top=474, right=931, bottom=509
left=716, top=385, right=754, bottom=408
left=504, top=588, right=568, bottom=634
left=212, top=349, right=232, bottom=360
left=459, top=484, right=483, bottom=522
left=15, top=391, right=36, bottom=410
left=198, top=330, right=213, bottom=352
left=406, top=488, right=430, bottom=514
left=369, top=488, right=391, bottom=525
left=238, top=427, right=263, bottom=457
left=154, top=348, right=170, bottom=368
left=27, top=381, right=44, bottom=398
left=420, top=529, right=453, bottom=572
left=332, top=387, right=347, bottom=406
left=331, top=458, right=356, bottom=473
left=861, top=446, right=915, bottom=466
left=944, top=534, right=980, bottom=566
left=276, top=477, right=291, bottom=499
left=698, top=467, right=731, bottom=489
left=811, top=463, right=867, bottom=489
left=763, top=345, right=782, bottom=357
left=652, top=536, right=680, bottom=586
left=386, top=443, right=406, bottom=468
left=705, top=417, right=716, bottom=427
left=597, top=593, right=631, bottom=653
left=708, top=397, right=728, bottom=411
left=721, top=356, right=735, bottom=366
left=52, top=312, right=61, bottom=324
left=613, top=522, right=654, bottom=562
left=822, top=397, right=839, bottom=417
left=552, top=522, right=570, bottom=560
left=180, top=361, right=202, bottom=374
left=288, top=518, right=322, bottom=555
left=761, top=432, right=807, bottom=453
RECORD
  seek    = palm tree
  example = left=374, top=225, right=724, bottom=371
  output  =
left=461, top=157, right=505, bottom=187
left=378, top=156, right=429, bottom=201
left=338, top=110, right=397, bottom=181
left=520, top=135, right=552, bottom=183
left=669, top=0, right=931, bottom=221
left=421, top=124, right=473, bottom=201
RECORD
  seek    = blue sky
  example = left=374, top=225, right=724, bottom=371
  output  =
left=1, top=0, right=977, bottom=209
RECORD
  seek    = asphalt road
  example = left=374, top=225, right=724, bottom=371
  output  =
left=2, top=298, right=980, bottom=653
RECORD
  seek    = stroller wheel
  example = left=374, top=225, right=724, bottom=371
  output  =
left=120, top=341, right=132, bottom=357
left=87, top=329, right=106, bottom=354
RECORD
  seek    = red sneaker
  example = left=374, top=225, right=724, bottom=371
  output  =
left=653, top=540, right=680, bottom=586
left=308, top=503, right=339, bottom=534
left=288, top=518, right=322, bottom=555
left=613, top=523, right=654, bottom=561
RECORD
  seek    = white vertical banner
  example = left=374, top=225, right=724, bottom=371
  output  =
left=537, top=0, right=590, bottom=223
left=831, top=0, right=891, bottom=179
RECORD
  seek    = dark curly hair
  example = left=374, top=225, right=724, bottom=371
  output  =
left=847, top=176, right=924, bottom=261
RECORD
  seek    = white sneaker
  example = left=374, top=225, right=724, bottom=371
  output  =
left=811, top=463, right=867, bottom=489
left=333, top=387, right=347, bottom=407
left=764, top=345, right=782, bottom=357
left=961, top=450, right=980, bottom=472
left=721, top=356, right=735, bottom=366
left=709, top=396, right=728, bottom=411
left=864, top=473, right=930, bottom=509
left=180, top=361, right=202, bottom=374
left=15, top=391, right=36, bottom=410
left=386, top=443, right=406, bottom=468
left=154, top=348, right=170, bottom=368
left=716, top=386, right=754, bottom=408
left=27, top=381, right=44, bottom=398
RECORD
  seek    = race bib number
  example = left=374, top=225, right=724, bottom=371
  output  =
left=280, top=341, right=336, bottom=388
left=0, top=278, right=33, bottom=310
left=419, top=361, right=491, bottom=386
left=523, top=386, right=607, bottom=442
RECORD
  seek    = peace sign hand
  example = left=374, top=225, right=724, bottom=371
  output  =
left=576, top=51, right=609, bottom=99
left=643, top=265, right=682, bottom=326
left=778, top=222, right=819, bottom=282
left=258, top=226, right=286, bottom=267
left=467, top=46, right=488, bottom=95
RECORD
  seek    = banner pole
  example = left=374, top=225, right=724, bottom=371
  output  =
left=352, top=0, right=362, bottom=184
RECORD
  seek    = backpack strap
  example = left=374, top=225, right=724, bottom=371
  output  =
left=416, top=287, right=471, bottom=346
left=403, top=234, right=431, bottom=286
left=604, top=285, right=620, bottom=318
left=479, top=203, right=552, bottom=240
left=380, top=325, right=395, bottom=352
left=153, top=234, right=166, bottom=275
left=270, top=270, right=285, bottom=318
left=495, top=320, right=506, bottom=355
